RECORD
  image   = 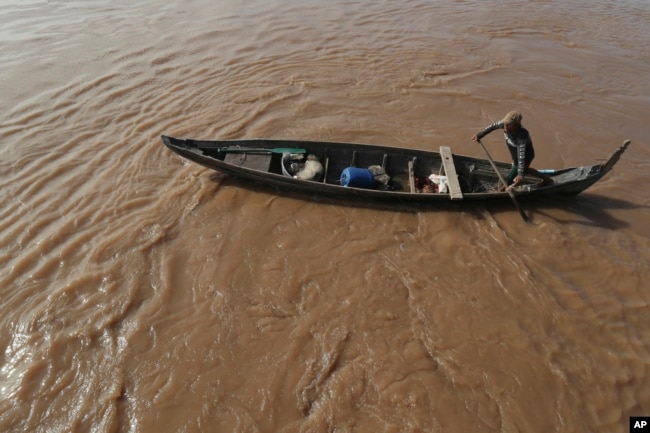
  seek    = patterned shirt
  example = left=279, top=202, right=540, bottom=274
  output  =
left=476, top=121, right=535, bottom=177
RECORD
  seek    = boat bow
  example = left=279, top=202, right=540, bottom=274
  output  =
left=602, top=139, right=631, bottom=173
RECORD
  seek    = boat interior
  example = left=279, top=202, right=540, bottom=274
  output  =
left=215, top=144, right=517, bottom=197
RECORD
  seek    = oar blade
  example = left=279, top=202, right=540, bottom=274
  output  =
left=476, top=139, right=530, bottom=223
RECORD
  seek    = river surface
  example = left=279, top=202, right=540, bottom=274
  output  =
left=1, top=1, right=649, bottom=432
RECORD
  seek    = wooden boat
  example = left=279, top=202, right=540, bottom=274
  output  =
left=161, top=135, right=630, bottom=204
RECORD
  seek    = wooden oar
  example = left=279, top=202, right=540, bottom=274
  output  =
left=476, top=139, right=530, bottom=223
left=217, top=147, right=306, bottom=154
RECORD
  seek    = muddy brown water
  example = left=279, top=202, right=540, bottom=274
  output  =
left=1, top=1, right=649, bottom=432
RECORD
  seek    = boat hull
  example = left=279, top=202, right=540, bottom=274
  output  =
left=161, top=135, right=630, bottom=205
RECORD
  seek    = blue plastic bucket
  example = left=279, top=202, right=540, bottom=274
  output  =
left=340, top=167, right=375, bottom=188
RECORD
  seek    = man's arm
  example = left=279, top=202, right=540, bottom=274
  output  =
left=476, top=121, right=503, bottom=140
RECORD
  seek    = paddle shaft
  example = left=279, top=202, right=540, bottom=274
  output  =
left=476, top=139, right=530, bottom=223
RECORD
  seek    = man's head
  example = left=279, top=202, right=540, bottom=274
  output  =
left=502, top=111, right=522, bottom=133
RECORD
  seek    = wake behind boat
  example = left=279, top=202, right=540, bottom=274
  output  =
left=161, top=135, right=630, bottom=204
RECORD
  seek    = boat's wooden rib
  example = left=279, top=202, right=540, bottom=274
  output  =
left=161, top=135, right=630, bottom=206
left=322, top=154, right=329, bottom=184
left=408, top=158, right=416, bottom=194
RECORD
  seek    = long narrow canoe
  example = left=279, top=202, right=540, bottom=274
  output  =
left=161, top=135, right=630, bottom=204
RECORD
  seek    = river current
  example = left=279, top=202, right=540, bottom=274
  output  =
left=1, top=1, right=649, bottom=432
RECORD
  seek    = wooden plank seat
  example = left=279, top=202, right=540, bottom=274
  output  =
left=439, top=146, right=463, bottom=200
